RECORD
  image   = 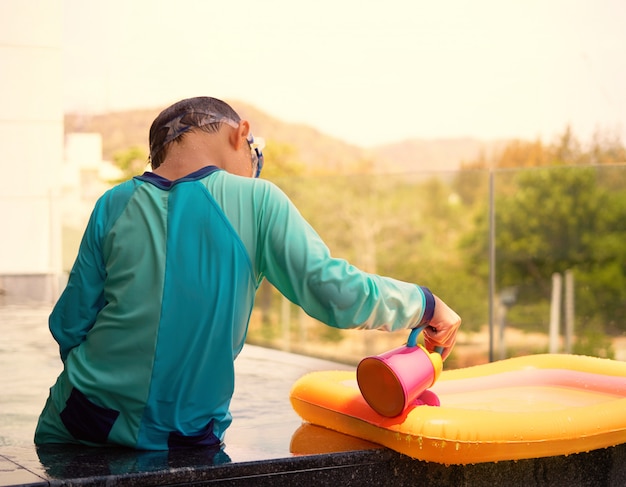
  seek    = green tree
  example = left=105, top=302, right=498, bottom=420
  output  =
left=260, top=140, right=306, bottom=180
left=110, top=145, right=149, bottom=183
left=461, top=166, right=626, bottom=333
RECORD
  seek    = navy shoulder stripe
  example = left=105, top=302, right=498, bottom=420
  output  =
left=135, top=166, right=221, bottom=190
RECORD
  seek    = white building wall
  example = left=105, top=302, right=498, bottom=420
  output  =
left=0, top=0, right=63, bottom=302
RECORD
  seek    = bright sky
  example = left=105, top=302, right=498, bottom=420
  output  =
left=63, top=0, right=626, bottom=147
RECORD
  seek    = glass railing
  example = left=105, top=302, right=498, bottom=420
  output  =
left=246, top=164, right=626, bottom=369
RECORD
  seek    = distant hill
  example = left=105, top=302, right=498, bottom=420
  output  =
left=64, top=101, right=505, bottom=174
left=65, top=108, right=162, bottom=161
left=370, top=138, right=508, bottom=173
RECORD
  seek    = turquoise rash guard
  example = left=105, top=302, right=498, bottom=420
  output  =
left=35, top=165, right=434, bottom=450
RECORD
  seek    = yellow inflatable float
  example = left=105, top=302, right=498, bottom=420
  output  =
left=290, top=354, right=626, bottom=464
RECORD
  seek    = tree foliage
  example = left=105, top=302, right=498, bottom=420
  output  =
left=459, top=128, right=626, bottom=336
left=110, top=145, right=149, bottom=183
left=259, top=141, right=306, bottom=180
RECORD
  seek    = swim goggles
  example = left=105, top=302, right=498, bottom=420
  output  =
left=247, top=133, right=265, bottom=178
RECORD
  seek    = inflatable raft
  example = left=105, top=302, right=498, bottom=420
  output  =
left=290, top=354, right=626, bottom=464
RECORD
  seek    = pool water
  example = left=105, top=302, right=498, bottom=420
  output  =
left=0, top=302, right=59, bottom=448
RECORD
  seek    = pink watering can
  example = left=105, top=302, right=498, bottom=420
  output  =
left=356, top=324, right=444, bottom=417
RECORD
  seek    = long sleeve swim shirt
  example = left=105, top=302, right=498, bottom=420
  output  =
left=37, top=166, right=434, bottom=450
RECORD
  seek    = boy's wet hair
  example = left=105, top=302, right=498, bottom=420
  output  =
left=149, top=97, right=241, bottom=169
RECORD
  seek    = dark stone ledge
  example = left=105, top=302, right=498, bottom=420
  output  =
left=2, top=440, right=626, bottom=487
